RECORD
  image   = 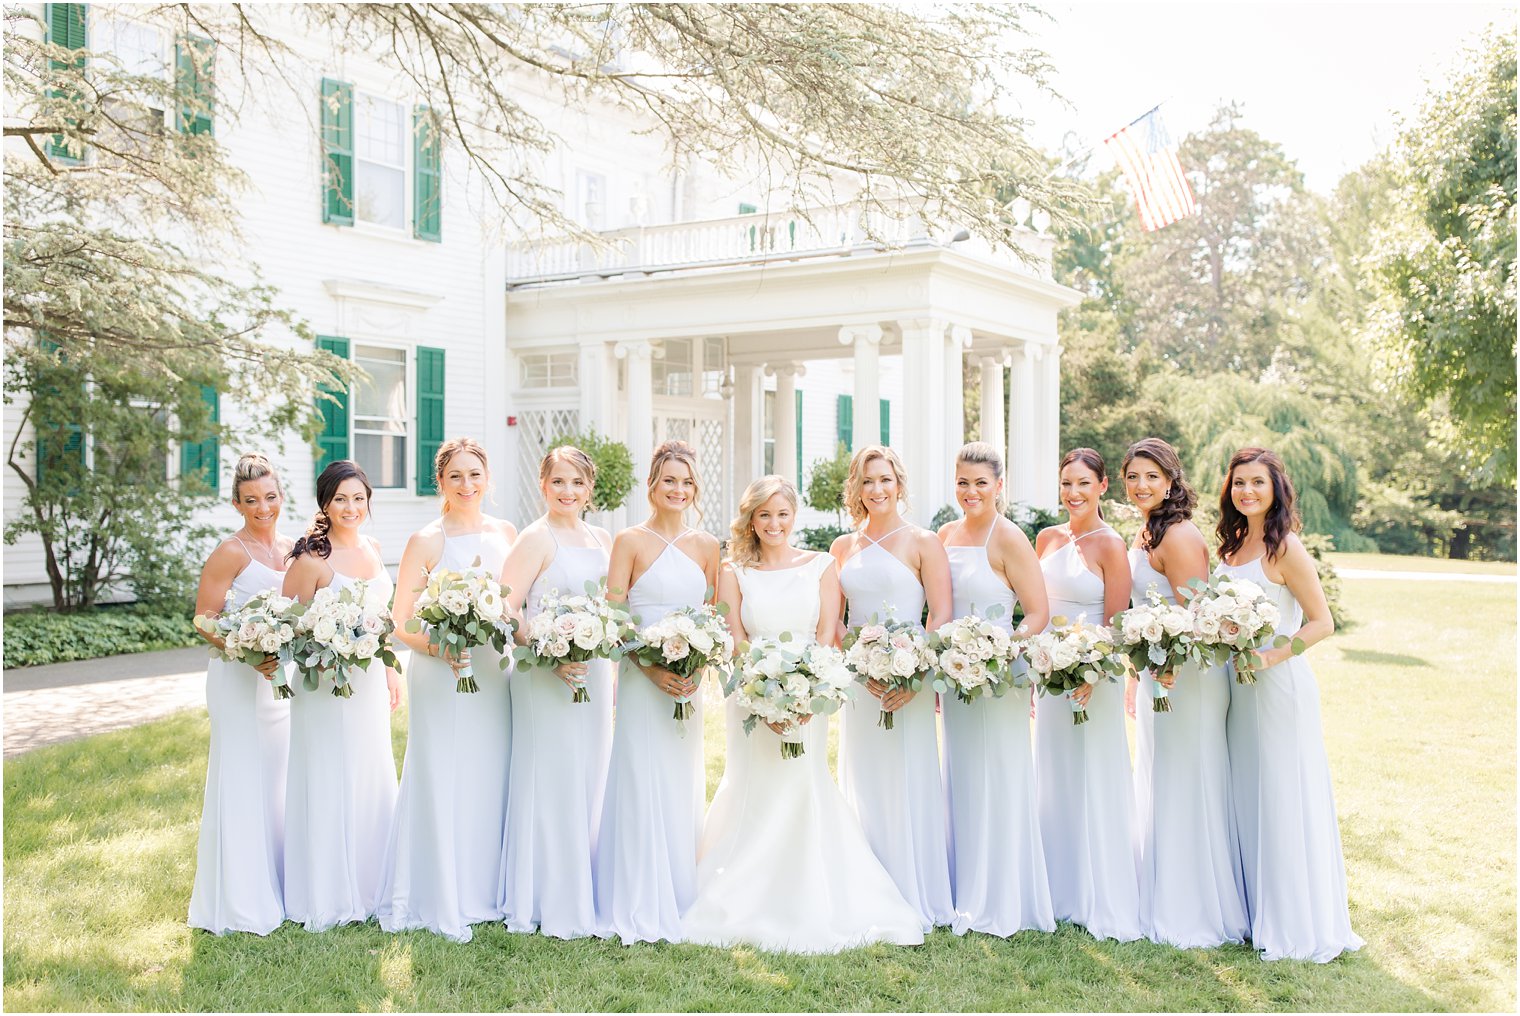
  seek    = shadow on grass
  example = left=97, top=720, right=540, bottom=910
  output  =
left=1339, top=648, right=1432, bottom=668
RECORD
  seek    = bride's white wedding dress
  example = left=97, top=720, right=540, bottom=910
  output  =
left=680, top=552, right=925, bottom=953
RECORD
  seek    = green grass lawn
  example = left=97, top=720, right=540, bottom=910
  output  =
left=1328, top=551, right=1516, bottom=575
left=4, top=576, right=1514, bottom=1012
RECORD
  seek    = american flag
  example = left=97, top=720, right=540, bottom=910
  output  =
left=1104, top=107, right=1197, bottom=231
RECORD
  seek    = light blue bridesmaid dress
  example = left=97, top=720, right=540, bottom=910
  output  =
left=942, top=522, right=1055, bottom=937
left=1130, top=547, right=1248, bottom=948
left=498, top=522, right=613, bottom=939
left=377, top=526, right=514, bottom=942
left=838, top=524, right=954, bottom=931
left=284, top=564, right=399, bottom=932
left=188, top=539, right=290, bottom=935
left=595, top=527, right=706, bottom=944
left=1034, top=526, right=1141, bottom=942
left=1219, top=553, right=1363, bottom=962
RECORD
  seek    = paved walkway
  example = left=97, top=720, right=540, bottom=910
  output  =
left=1336, top=568, right=1515, bottom=584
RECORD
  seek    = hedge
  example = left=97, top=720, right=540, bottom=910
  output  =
left=4, top=605, right=200, bottom=668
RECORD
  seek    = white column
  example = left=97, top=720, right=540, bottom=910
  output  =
left=945, top=325, right=971, bottom=453
left=616, top=339, right=656, bottom=522
left=838, top=324, right=883, bottom=452
left=730, top=363, right=761, bottom=499
left=1008, top=342, right=1038, bottom=508
left=769, top=362, right=805, bottom=486
left=897, top=317, right=948, bottom=525
left=1037, top=344, right=1063, bottom=512
left=577, top=336, right=608, bottom=434
left=978, top=355, right=1006, bottom=460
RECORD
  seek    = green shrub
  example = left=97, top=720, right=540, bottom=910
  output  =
left=1303, top=532, right=1353, bottom=631
left=2, top=604, right=199, bottom=668
left=548, top=430, right=636, bottom=514
left=798, top=524, right=848, bottom=552
left=805, top=443, right=851, bottom=526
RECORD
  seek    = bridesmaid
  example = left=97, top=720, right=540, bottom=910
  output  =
left=1033, top=447, right=1140, bottom=942
left=1121, top=438, right=1248, bottom=948
left=829, top=445, right=955, bottom=930
left=597, top=440, right=720, bottom=944
left=1216, top=447, right=1362, bottom=962
left=188, top=453, right=293, bottom=936
left=497, top=446, right=614, bottom=938
left=937, top=442, right=1055, bottom=938
left=378, top=437, right=518, bottom=942
left=281, top=460, right=402, bottom=932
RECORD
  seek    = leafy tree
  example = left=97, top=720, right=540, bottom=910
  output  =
left=549, top=431, right=635, bottom=515
left=1363, top=28, right=1517, bottom=485
left=805, top=443, right=851, bottom=527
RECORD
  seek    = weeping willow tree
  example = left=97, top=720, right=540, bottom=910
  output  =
left=1154, top=374, right=1372, bottom=551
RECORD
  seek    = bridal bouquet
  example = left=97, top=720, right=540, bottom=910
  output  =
left=842, top=616, right=935, bottom=729
left=1024, top=617, right=1127, bottom=725
left=1187, top=575, right=1302, bottom=684
left=404, top=558, right=515, bottom=693
left=623, top=603, right=733, bottom=726
left=288, top=581, right=403, bottom=698
left=512, top=580, right=633, bottom=702
left=196, top=589, right=299, bottom=700
left=727, top=634, right=854, bottom=759
left=1113, top=587, right=1199, bottom=712
left=927, top=608, right=1024, bottom=704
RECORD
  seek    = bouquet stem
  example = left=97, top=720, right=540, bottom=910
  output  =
left=878, top=709, right=895, bottom=730
left=780, top=740, right=805, bottom=760
left=1069, top=694, right=1088, bottom=725
left=1234, top=657, right=1259, bottom=685
left=272, top=681, right=293, bottom=701
left=457, top=674, right=479, bottom=693
left=571, top=684, right=590, bottom=704
left=332, top=682, right=354, bottom=699
left=673, top=699, right=693, bottom=722
left=1152, top=683, right=1171, bottom=712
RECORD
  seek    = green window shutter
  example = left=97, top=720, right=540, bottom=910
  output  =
left=836, top=394, right=853, bottom=453
left=413, top=106, right=442, bottom=242
left=315, top=335, right=350, bottom=476
left=880, top=399, right=890, bottom=446
left=794, top=389, right=803, bottom=486
left=45, top=4, right=88, bottom=164
left=738, top=202, right=757, bottom=214
left=179, top=385, right=220, bottom=491
left=415, top=346, right=445, bottom=494
left=320, top=78, right=354, bottom=226
left=175, top=35, right=214, bottom=136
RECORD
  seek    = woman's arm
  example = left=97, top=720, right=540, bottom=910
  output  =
left=281, top=553, right=327, bottom=603
left=999, top=524, right=1050, bottom=636
left=717, top=563, right=747, bottom=648
left=605, top=530, right=637, bottom=608
left=828, top=533, right=853, bottom=643
left=193, top=541, right=244, bottom=651
left=391, top=529, right=443, bottom=656
left=1261, top=535, right=1333, bottom=666
left=1155, top=521, right=1210, bottom=603
left=918, top=530, right=954, bottom=632
left=498, top=528, right=551, bottom=646
left=815, top=557, right=842, bottom=648
left=1097, top=533, right=1133, bottom=626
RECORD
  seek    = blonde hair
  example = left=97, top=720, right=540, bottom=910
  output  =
left=647, top=439, right=704, bottom=525
left=230, top=452, right=283, bottom=503
left=955, top=441, right=1007, bottom=513
left=435, top=436, right=491, bottom=513
left=728, top=474, right=798, bottom=567
left=843, top=445, right=910, bottom=525
left=539, top=445, right=596, bottom=513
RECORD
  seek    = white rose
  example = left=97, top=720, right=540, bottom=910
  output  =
left=1050, top=643, right=1079, bottom=672
left=688, top=629, right=714, bottom=655
left=439, top=588, right=470, bottom=616
left=1028, top=645, right=1054, bottom=675
left=889, top=648, right=918, bottom=679
left=477, top=590, right=504, bottom=621
left=312, top=616, right=339, bottom=643
left=548, top=636, right=571, bottom=658
left=572, top=616, right=602, bottom=651
left=663, top=636, right=691, bottom=662
left=354, top=633, right=380, bottom=659
left=258, top=632, right=283, bottom=654
left=1141, top=620, right=1165, bottom=644
left=1160, top=609, right=1189, bottom=636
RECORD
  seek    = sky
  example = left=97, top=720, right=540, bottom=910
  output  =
left=1017, top=1, right=1514, bottom=193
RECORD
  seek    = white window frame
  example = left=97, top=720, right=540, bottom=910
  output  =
left=576, top=168, right=607, bottom=230
left=352, top=89, right=411, bottom=234
left=518, top=350, right=579, bottom=389
left=94, top=13, right=171, bottom=140
left=350, top=339, right=413, bottom=490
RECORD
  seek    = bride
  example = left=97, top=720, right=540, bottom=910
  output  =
left=680, top=475, right=925, bottom=953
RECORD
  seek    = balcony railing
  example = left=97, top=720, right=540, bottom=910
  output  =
left=505, top=200, right=1055, bottom=286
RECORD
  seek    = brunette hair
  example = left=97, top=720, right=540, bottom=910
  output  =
left=646, top=439, right=704, bottom=524
left=842, top=445, right=910, bottom=525
left=539, top=445, right=596, bottom=486
left=1122, top=437, right=1198, bottom=551
left=435, top=437, right=490, bottom=513
left=728, top=474, right=798, bottom=567
left=955, top=441, right=1007, bottom=513
left=230, top=452, right=284, bottom=503
left=1216, top=447, right=1301, bottom=563
left=288, top=460, right=372, bottom=561
left=1058, top=447, right=1108, bottom=519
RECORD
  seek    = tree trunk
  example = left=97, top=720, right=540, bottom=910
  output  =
left=1449, top=526, right=1471, bottom=560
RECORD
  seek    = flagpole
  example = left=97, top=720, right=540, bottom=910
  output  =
left=1042, top=96, right=1173, bottom=181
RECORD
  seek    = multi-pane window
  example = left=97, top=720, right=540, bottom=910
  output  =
left=701, top=337, right=727, bottom=396
left=353, top=344, right=408, bottom=487
left=576, top=170, right=606, bottom=229
left=519, top=352, right=578, bottom=388
left=762, top=389, right=776, bottom=474
left=654, top=338, right=693, bottom=396
left=355, top=93, right=406, bottom=229
left=97, top=16, right=168, bottom=153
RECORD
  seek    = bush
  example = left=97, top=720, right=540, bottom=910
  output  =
left=1302, top=532, right=1353, bottom=631
left=548, top=430, right=635, bottom=514
left=805, top=444, right=851, bottom=526
left=798, top=524, right=848, bottom=552
left=3, top=604, right=200, bottom=668
left=930, top=501, right=1064, bottom=543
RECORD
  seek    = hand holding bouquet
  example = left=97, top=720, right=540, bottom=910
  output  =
left=288, top=581, right=403, bottom=698
left=1113, top=587, right=1199, bottom=712
left=843, top=615, right=935, bottom=729
left=727, top=633, right=853, bottom=759
left=624, top=603, right=733, bottom=726
left=1024, top=617, right=1127, bottom=725
left=404, top=558, right=515, bottom=692
left=196, top=589, right=298, bottom=699
left=1186, top=575, right=1304, bottom=684
left=512, top=580, right=633, bottom=702
left=928, top=607, right=1023, bottom=704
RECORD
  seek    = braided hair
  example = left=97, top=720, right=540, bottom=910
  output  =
left=1122, top=438, right=1198, bottom=552
left=288, top=460, right=372, bottom=561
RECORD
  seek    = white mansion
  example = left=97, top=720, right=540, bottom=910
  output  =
left=2, top=4, right=1077, bottom=606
